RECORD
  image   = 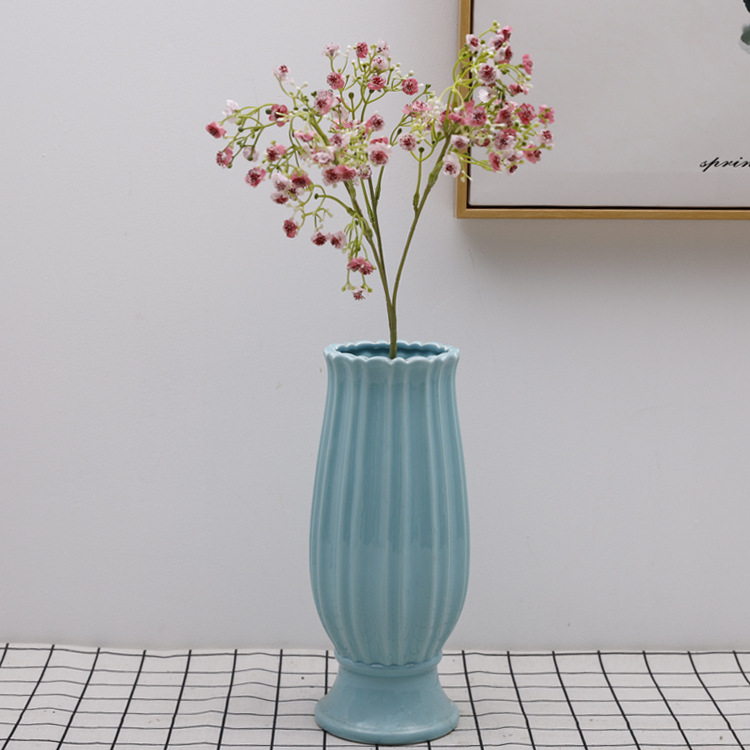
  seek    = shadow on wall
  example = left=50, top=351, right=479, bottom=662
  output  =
left=742, top=0, right=750, bottom=52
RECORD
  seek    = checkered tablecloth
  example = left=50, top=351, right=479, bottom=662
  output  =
left=2, top=645, right=750, bottom=748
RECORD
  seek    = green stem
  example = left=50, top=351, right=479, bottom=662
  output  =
left=356, top=181, right=386, bottom=278
left=365, top=178, right=386, bottom=261
left=386, top=137, right=453, bottom=358
left=343, top=181, right=396, bottom=325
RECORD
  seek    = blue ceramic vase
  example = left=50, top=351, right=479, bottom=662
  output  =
left=309, top=341, right=470, bottom=745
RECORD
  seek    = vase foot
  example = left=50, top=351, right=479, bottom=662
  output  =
left=314, top=654, right=458, bottom=746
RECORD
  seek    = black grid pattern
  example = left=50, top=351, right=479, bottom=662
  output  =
left=2, top=646, right=750, bottom=748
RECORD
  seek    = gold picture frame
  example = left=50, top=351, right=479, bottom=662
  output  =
left=456, top=0, right=750, bottom=219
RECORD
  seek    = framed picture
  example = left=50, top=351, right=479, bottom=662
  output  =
left=457, top=0, right=750, bottom=219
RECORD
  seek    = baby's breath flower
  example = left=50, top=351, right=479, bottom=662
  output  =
left=206, top=23, right=553, bottom=357
left=322, top=43, right=340, bottom=58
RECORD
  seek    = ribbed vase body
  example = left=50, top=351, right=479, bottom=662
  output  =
left=309, top=341, right=469, bottom=744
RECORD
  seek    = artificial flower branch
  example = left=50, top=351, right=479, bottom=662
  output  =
left=207, top=23, right=554, bottom=358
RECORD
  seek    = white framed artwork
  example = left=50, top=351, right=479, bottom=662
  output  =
left=456, top=0, right=750, bottom=219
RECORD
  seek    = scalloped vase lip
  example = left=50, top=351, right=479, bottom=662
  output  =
left=325, top=340, right=459, bottom=362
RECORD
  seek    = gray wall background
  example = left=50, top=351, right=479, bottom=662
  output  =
left=2, top=0, right=749, bottom=650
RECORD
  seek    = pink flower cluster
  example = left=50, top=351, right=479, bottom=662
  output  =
left=434, top=26, right=555, bottom=176
left=206, top=23, right=553, bottom=302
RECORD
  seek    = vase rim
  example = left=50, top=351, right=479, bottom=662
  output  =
left=325, top=340, right=458, bottom=362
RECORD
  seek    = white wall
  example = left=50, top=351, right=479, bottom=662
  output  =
left=2, top=0, right=750, bottom=651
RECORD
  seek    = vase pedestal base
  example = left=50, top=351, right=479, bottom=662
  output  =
left=314, top=654, right=458, bottom=746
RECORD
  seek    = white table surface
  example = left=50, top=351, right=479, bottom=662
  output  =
left=2, top=645, right=750, bottom=748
